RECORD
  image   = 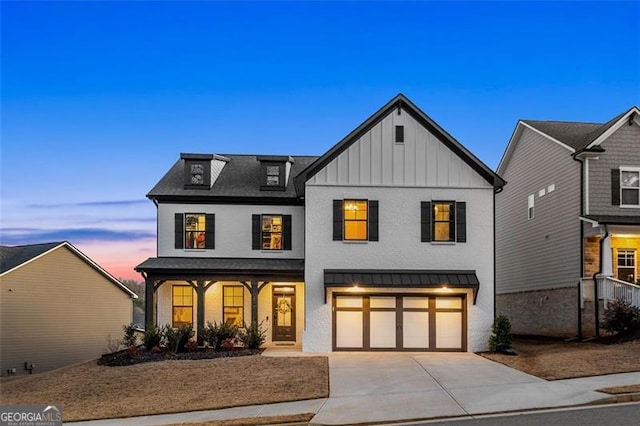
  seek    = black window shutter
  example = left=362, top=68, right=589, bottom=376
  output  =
left=368, top=200, right=379, bottom=241
left=252, top=215, right=261, bottom=250
left=333, top=200, right=343, bottom=241
left=456, top=202, right=467, bottom=243
left=611, top=168, right=621, bottom=205
left=283, top=215, right=292, bottom=250
left=174, top=213, right=184, bottom=249
left=421, top=202, right=431, bottom=242
left=205, top=214, right=215, bottom=249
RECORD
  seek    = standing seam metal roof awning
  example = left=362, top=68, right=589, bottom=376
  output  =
left=324, top=269, right=480, bottom=304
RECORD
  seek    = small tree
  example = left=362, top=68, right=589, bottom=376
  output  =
left=488, top=314, right=512, bottom=353
left=603, top=299, right=640, bottom=335
left=122, top=323, right=138, bottom=348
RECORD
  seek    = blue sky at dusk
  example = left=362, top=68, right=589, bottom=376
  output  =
left=1, top=1, right=638, bottom=280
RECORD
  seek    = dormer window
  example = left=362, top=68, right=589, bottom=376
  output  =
left=181, top=153, right=213, bottom=189
left=258, top=155, right=293, bottom=191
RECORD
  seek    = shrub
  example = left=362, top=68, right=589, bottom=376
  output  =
left=488, top=314, right=512, bottom=353
left=165, top=324, right=194, bottom=353
left=603, top=299, right=640, bottom=335
left=201, top=321, right=239, bottom=351
left=184, top=338, right=199, bottom=352
left=239, top=320, right=266, bottom=350
left=143, top=325, right=165, bottom=350
left=122, top=323, right=138, bottom=348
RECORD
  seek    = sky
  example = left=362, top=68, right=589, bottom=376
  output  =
left=1, top=1, right=639, bottom=281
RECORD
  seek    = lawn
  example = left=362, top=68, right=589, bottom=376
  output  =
left=0, top=355, right=328, bottom=422
left=481, top=337, right=640, bottom=380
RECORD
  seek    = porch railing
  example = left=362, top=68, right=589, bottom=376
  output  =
left=580, top=276, right=640, bottom=309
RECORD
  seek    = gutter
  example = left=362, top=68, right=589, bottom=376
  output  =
left=572, top=155, right=584, bottom=339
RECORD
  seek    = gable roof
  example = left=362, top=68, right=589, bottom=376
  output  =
left=498, top=106, right=639, bottom=174
left=295, top=94, right=505, bottom=194
left=147, top=154, right=318, bottom=203
left=0, top=241, right=137, bottom=298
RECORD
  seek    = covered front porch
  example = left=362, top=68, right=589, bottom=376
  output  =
left=580, top=216, right=640, bottom=319
left=135, top=258, right=305, bottom=347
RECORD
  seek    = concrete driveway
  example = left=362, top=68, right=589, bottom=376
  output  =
left=311, top=352, right=614, bottom=425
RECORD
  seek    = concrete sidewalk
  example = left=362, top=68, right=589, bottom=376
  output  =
left=70, top=352, right=640, bottom=426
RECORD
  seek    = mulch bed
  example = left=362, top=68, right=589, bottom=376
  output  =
left=99, top=346, right=260, bottom=367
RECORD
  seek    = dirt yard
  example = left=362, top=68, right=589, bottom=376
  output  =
left=481, top=337, right=640, bottom=380
left=0, top=355, right=328, bottom=422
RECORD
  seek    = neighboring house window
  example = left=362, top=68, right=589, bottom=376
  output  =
left=420, top=201, right=466, bottom=243
left=528, top=194, right=535, bottom=219
left=620, top=168, right=640, bottom=207
left=262, top=215, right=283, bottom=250
left=333, top=199, right=379, bottom=242
left=174, top=213, right=215, bottom=250
left=172, top=285, right=193, bottom=327
left=223, top=286, right=244, bottom=326
left=617, top=249, right=636, bottom=283
left=252, top=214, right=292, bottom=250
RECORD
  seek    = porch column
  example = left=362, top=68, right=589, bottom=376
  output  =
left=242, top=280, right=269, bottom=326
left=196, top=280, right=205, bottom=345
left=143, top=274, right=155, bottom=330
left=602, top=234, right=613, bottom=276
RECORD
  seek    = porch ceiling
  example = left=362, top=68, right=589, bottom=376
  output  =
left=582, top=215, right=640, bottom=226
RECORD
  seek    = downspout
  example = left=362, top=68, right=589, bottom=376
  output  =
left=572, top=155, right=584, bottom=339
left=592, top=225, right=608, bottom=338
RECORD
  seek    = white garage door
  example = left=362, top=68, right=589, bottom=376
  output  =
left=333, top=294, right=465, bottom=351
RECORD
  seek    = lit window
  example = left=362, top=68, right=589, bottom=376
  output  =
left=223, top=286, right=244, bottom=326
left=185, top=214, right=206, bottom=249
left=621, top=169, right=640, bottom=206
left=172, top=285, right=193, bottom=327
left=262, top=215, right=283, bottom=250
left=344, top=200, right=368, bottom=240
left=433, top=201, right=455, bottom=241
left=528, top=194, right=535, bottom=219
left=617, top=249, right=636, bottom=283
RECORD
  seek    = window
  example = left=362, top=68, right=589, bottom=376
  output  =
left=617, top=249, right=636, bottom=283
left=527, top=194, right=535, bottom=219
left=223, top=286, right=244, bottom=326
left=175, top=213, right=214, bottom=250
left=432, top=201, right=455, bottom=242
left=621, top=168, right=640, bottom=207
left=421, top=201, right=466, bottom=243
left=185, top=214, right=206, bottom=249
left=172, top=285, right=193, bottom=327
left=266, top=165, right=280, bottom=186
left=262, top=215, right=283, bottom=250
left=189, top=163, right=205, bottom=185
left=395, top=125, right=404, bottom=143
left=344, top=200, right=368, bottom=240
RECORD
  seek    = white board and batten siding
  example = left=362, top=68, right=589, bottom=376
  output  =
left=309, top=111, right=491, bottom=189
left=303, top=106, right=496, bottom=353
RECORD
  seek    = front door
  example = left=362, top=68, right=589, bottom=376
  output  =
left=273, top=287, right=296, bottom=341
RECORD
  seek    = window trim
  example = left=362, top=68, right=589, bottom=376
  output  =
left=620, top=167, right=640, bottom=208
left=343, top=199, right=369, bottom=241
left=527, top=194, right=535, bottom=219
left=172, top=285, right=193, bottom=328
left=223, top=285, right=244, bottom=326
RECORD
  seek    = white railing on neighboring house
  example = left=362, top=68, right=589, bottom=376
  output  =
left=580, top=276, right=640, bottom=309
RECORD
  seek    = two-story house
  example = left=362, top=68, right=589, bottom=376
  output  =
left=136, top=94, right=505, bottom=352
left=496, top=106, right=640, bottom=338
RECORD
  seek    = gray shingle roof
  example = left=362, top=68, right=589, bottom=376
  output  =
left=147, top=155, right=318, bottom=200
left=0, top=242, right=63, bottom=274
left=522, top=107, right=634, bottom=151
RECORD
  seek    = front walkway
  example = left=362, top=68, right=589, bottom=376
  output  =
left=69, top=352, right=640, bottom=426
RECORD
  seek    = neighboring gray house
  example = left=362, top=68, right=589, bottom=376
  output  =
left=136, top=94, right=506, bottom=352
left=0, top=242, right=138, bottom=376
left=496, top=106, right=640, bottom=337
